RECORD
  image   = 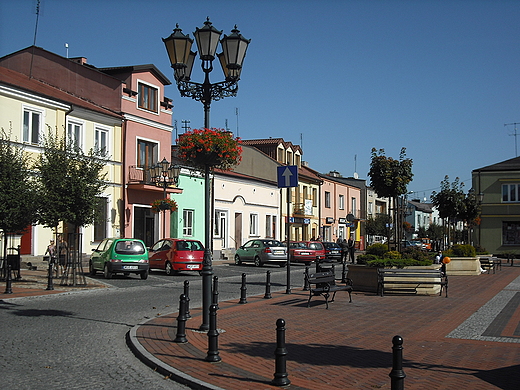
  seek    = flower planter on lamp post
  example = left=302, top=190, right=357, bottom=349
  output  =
left=163, top=19, right=249, bottom=331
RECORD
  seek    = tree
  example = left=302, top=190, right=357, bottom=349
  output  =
left=36, top=131, right=109, bottom=231
left=368, top=148, right=413, bottom=249
left=365, top=214, right=391, bottom=239
left=0, top=129, right=39, bottom=272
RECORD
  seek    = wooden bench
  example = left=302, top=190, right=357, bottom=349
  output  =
left=479, top=257, right=499, bottom=273
left=377, top=269, right=448, bottom=297
left=305, top=271, right=353, bottom=309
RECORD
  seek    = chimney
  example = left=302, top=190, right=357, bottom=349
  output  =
left=69, top=57, right=88, bottom=65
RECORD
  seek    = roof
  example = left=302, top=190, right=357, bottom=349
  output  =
left=0, top=66, right=122, bottom=119
left=408, top=200, right=433, bottom=213
left=241, top=138, right=303, bottom=155
left=473, top=156, right=520, bottom=172
left=97, top=64, right=171, bottom=86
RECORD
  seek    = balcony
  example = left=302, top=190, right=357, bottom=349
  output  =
left=127, top=165, right=182, bottom=194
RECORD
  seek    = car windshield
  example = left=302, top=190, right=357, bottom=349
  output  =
left=263, top=240, right=282, bottom=247
left=176, top=241, right=204, bottom=251
left=115, top=240, right=145, bottom=255
left=290, top=242, right=308, bottom=248
left=323, top=242, right=338, bottom=249
left=308, top=242, right=323, bottom=250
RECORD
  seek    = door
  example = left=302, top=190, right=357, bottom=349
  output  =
left=134, top=206, right=156, bottom=247
left=234, top=212, right=242, bottom=249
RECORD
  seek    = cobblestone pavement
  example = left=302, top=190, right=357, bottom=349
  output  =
left=130, top=266, right=520, bottom=390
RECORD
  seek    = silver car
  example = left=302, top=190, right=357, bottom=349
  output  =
left=234, top=239, right=288, bottom=267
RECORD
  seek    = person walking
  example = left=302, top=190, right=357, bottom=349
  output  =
left=347, top=237, right=355, bottom=263
left=340, top=239, right=348, bottom=262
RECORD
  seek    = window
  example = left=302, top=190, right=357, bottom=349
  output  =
left=312, top=188, right=318, bottom=207
left=95, top=126, right=108, bottom=153
left=325, top=191, right=331, bottom=208
left=138, top=82, right=158, bottom=112
left=249, top=213, right=259, bottom=236
left=67, top=120, right=83, bottom=148
left=502, top=184, right=520, bottom=202
left=351, top=197, right=357, bottom=217
left=23, top=108, right=41, bottom=144
left=137, top=139, right=157, bottom=169
left=503, top=221, right=520, bottom=245
left=183, top=209, right=194, bottom=236
left=214, top=210, right=227, bottom=238
left=265, top=215, right=277, bottom=238
left=339, top=194, right=345, bottom=210
left=93, top=197, right=108, bottom=241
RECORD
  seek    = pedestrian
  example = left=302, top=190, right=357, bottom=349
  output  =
left=57, top=235, right=68, bottom=276
left=435, top=251, right=443, bottom=264
left=347, top=237, right=355, bottom=263
left=340, top=239, right=348, bottom=262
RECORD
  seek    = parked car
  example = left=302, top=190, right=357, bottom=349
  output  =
left=322, top=241, right=342, bottom=262
left=235, top=239, right=287, bottom=267
left=289, top=241, right=326, bottom=265
left=148, top=238, right=204, bottom=275
left=90, top=238, right=149, bottom=279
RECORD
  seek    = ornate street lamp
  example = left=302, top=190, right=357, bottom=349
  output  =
left=163, top=18, right=250, bottom=331
left=148, top=158, right=180, bottom=239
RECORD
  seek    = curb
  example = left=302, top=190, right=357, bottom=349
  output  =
left=126, top=317, right=225, bottom=390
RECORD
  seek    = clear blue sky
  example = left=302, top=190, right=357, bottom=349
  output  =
left=2, top=0, right=520, bottom=200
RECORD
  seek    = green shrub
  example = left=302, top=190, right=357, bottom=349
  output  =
left=356, top=254, right=378, bottom=265
left=366, top=243, right=388, bottom=257
left=451, top=244, right=476, bottom=257
left=366, top=258, right=433, bottom=268
left=401, top=247, right=432, bottom=262
left=384, top=250, right=402, bottom=259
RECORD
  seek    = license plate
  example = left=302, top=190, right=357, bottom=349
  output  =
left=331, top=251, right=339, bottom=254
left=187, top=264, right=199, bottom=269
left=123, top=265, right=138, bottom=270
left=300, top=252, right=310, bottom=255
left=273, top=250, right=284, bottom=254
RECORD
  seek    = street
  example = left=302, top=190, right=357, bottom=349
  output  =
left=0, top=261, right=311, bottom=389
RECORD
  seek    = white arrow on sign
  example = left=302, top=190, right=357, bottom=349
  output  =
left=282, top=167, right=293, bottom=187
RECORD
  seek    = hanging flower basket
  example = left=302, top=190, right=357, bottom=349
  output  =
left=151, top=198, right=178, bottom=213
left=177, top=128, right=242, bottom=171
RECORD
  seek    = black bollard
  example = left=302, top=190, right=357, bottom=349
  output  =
left=4, top=264, right=12, bottom=294
left=264, top=270, right=272, bottom=299
left=389, top=335, right=406, bottom=390
left=272, top=318, right=290, bottom=386
left=174, top=294, right=188, bottom=343
left=205, top=303, right=221, bottom=362
left=303, top=267, right=310, bottom=291
left=46, top=258, right=54, bottom=291
left=183, top=280, right=191, bottom=319
left=212, top=276, right=219, bottom=309
left=239, top=273, right=247, bottom=304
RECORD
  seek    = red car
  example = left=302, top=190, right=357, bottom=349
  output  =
left=288, top=241, right=326, bottom=265
left=148, top=238, right=204, bottom=275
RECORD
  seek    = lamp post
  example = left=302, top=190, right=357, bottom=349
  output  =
left=148, top=158, right=180, bottom=239
left=163, top=18, right=250, bottom=331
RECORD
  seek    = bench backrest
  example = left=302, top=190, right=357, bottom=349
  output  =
left=378, top=269, right=444, bottom=278
left=307, top=271, right=335, bottom=285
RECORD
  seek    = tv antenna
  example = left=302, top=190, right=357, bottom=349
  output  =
left=504, top=122, right=520, bottom=157
left=181, top=119, right=190, bottom=134
left=29, top=0, right=41, bottom=78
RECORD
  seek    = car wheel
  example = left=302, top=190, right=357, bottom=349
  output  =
left=165, top=261, right=173, bottom=276
left=140, top=270, right=149, bottom=280
left=254, top=256, right=262, bottom=267
left=89, top=261, right=96, bottom=276
left=103, top=263, right=112, bottom=279
left=234, top=255, right=242, bottom=266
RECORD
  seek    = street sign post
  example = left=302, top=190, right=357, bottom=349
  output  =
left=277, top=165, right=298, bottom=294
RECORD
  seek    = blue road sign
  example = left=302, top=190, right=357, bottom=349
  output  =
left=277, top=165, right=298, bottom=188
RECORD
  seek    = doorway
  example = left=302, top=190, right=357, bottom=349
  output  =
left=134, top=206, right=156, bottom=247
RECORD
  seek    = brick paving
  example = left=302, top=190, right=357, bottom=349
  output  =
left=3, top=267, right=520, bottom=389
left=132, top=267, right=520, bottom=390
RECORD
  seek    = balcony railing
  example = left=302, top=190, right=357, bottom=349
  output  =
left=128, top=165, right=152, bottom=184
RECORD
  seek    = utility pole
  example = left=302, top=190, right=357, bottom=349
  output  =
left=504, top=122, right=520, bottom=157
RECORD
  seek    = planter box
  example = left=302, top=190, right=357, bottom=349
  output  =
left=445, top=257, right=481, bottom=276
left=347, top=264, right=443, bottom=295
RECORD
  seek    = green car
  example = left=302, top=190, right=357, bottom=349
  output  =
left=90, top=238, right=149, bottom=279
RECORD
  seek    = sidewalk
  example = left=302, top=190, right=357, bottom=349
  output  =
left=129, top=266, right=520, bottom=390
left=3, top=266, right=519, bottom=389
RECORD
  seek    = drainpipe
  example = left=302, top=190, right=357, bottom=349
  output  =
left=121, top=117, right=127, bottom=238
